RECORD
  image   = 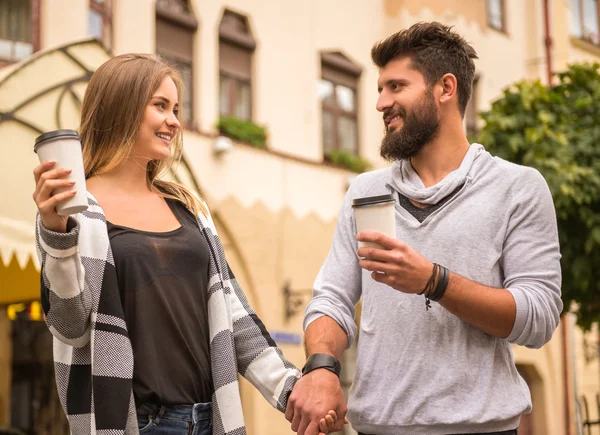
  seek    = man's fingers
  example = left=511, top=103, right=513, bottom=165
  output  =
left=371, top=270, right=390, bottom=285
left=302, top=421, right=322, bottom=435
left=356, top=231, right=400, bottom=249
left=296, top=416, right=310, bottom=435
left=359, top=258, right=398, bottom=274
left=290, top=408, right=302, bottom=433
left=284, top=400, right=294, bottom=422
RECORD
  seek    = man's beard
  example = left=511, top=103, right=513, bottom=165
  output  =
left=380, top=89, right=440, bottom=162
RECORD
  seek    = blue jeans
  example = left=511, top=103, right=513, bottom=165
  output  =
left=137, top=401, right=212, bottom=435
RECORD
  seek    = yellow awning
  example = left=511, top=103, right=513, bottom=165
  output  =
left=0, top=38, right=111, bottom=304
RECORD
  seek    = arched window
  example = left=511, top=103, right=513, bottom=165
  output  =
left=319, top=51, right=361, bottom=156
left=219, top=10, right=255, bottom=120
left=156, top=0, right=197, bottom=127
left=0, top=0, right=40, bottom=66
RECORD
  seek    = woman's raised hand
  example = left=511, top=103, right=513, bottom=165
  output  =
left=33, top=160, right=76, bottom=233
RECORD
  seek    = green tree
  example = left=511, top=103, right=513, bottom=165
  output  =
left=477, top=62, right=600, bottom=330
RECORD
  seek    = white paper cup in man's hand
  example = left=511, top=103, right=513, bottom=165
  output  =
left=34, top=129, right=88, bottom=216
left=352, top=194, right=396, bottom=249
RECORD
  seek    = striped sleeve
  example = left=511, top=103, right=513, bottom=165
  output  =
left=227, top=263, right=300, bottom=412
left=36, top=214, right=92, bottom=348
left=201, top=202, right=301, bottom=412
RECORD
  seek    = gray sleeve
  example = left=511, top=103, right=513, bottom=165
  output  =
left=303, top=182, right=363, bottom=348
left=503, top=169, right=563, bottom=349
left=36, top=214, right=92, bottom=348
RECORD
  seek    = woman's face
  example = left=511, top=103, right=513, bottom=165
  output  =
left=132, top=76, right=181, bottom=162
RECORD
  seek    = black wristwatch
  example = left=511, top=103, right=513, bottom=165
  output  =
left=302, top=353, right=342, bottom=378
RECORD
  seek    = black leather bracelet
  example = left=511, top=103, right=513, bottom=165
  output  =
left=430, top=265, right=450, bottom=302
left=302, top=353, right=342, bottom=378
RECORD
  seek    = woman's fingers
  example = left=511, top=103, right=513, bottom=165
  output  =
left=319, top=417, right=327, bottom=433
left=33, top=160, right=56, bottom=185
left=37, top=179, right=75, bottom=201
left=38, top=190, right=76, bottom=214
left=318, top=410, right=338, bottom=433
left=35, top=167, right=72, bottom=195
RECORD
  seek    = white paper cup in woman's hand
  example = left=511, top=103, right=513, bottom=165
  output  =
left=352, top=194, right=396, bottom=249
left=34, top=130, right=88, bottom=216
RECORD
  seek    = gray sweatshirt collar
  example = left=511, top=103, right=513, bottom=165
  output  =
left=389, top=143, right=485, bottom=205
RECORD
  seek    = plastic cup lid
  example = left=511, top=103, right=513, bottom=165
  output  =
left=34, top=129, right=81, bottom=153
left=352, top=194, right=395, bottom=207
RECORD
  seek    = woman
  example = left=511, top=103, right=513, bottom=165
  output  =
left=33, top=53, right=339, bottom=435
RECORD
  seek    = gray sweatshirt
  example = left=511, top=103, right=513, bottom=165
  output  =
left=304, top=144, right=562, bottom=435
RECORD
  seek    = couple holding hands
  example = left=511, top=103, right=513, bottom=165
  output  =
left=33, top=22, right=562, bottom=435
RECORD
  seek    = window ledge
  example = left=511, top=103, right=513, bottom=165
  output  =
left=487, top=24, right=509, bottom=37
left=0, top=59, right=18, bottom=69
left=570, top=36, right=600, bottom=56
left=184, top=127, right=367, bottom=173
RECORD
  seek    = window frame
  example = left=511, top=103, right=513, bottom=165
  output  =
left=0, top=0, right=40, bottom=67
left=219, top=71, right=252, bottom=120
left=572, top=0, right=600, bottom=45
left=320, top=52, right=361, bottom=157
left=155, top=0, right=197, bottom=128
left=218, top=10, right=255, bottom=120
left=487, top=0, right=507, bottom=32
left=89, top=0, right=113, bottom=48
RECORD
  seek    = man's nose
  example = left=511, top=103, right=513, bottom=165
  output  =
left=376, top=90, right=394, bottom=113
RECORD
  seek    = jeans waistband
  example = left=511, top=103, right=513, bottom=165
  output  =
left=137, top=401, right=212, bottom=425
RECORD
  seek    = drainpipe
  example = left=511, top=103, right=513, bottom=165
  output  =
left=541, top=3, right=569, bottom=431
left=542, top=0, right=554, bottom=85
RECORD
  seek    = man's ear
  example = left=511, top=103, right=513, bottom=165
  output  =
left=439, top=73, right=458, bottom=105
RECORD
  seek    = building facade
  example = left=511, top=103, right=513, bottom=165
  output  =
left=0, top=1, right=599, bottom=434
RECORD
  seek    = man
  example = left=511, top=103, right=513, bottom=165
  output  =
left=285, top=22, right=562, bottom=435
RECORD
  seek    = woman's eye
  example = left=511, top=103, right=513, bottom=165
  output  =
left=155, top=102, right=165, bottom=109
left=173, top=109, right=179, bottom=117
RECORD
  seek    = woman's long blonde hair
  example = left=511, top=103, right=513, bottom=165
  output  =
left=79, top=53, right=207, bottom=216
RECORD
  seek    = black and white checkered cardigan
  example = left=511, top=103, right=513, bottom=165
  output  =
left=35, top=193, right=300, bottom=435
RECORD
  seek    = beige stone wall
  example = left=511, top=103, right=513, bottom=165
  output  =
left=112, top=0, right=156, bottom=54
left=41, top=0, right=88, bottom=49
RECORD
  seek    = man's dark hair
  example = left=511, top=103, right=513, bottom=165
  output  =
left=371, top=22, right=478, bottom=116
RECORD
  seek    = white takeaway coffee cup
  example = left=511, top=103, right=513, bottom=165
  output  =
left=352, top=194, right=396, bottom=249
left=34, top=129, right=88, bottom=216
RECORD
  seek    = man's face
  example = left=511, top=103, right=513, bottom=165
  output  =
left=376, top=57, right=440, bottom=161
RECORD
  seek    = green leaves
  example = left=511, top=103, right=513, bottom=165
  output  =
left=324, top=149, right=371, bottom=173
left=477, top=62, right=600, bottom=330
left=217, top=116, right=268, bottom=149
